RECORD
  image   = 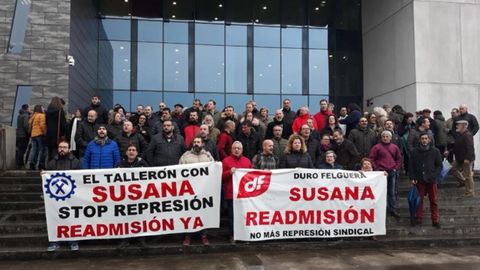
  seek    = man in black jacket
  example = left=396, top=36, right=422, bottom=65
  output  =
left=118, top=144, right=149, bottom=168
left=237, top=120, right=262, bottom=161
left=82, top=95, right=108, bottom=124
left=75, top=109, right=99, bottom=158
left=331, top=130, right=360, bottom=170
left=300, top=124, right=321, bottom=167
left=409, top=133, right=442, bottom=228
left=447, top=120, right=476, bottom=196
left=453, top=104, right=479, bottom=136
left=198, top=124, right=220, bottom=161
left=16, top=104, right=30, bottom=169
left=282, top=99, right=296, bottom=126
left=265, top=109, right=293, bottom=139
left=46, top=141, right=82, bottom=251
left=146, top=120, right=185, bottom=166
left=115, top=121, right=148, bottom=159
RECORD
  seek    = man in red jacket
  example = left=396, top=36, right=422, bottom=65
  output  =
left=222, top=141, right=252, bottom=242
left=313, top=99, right=333, bottom=132
left=217, top=120, right=236, bottom=160
left=183, top=110, right=200, bottom=147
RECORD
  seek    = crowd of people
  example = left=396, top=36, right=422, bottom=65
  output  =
left=15, top=95, right=478, bottom=250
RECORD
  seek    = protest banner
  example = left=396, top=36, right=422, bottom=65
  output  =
left=233, top=169, right=387, bottom=241
left=41, top=162, right=222, bottom=241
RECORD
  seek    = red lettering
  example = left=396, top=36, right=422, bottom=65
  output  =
left=271, top=211, right=284, bottom=225
left=178, top=180, right=194, bottom=196
left=259, top=211, right=269, bottom=225
left=323, top=210, right=335, bottom=224
left=302, top=188, right=315, bottom=201
left=127, top=184, right=142, bottom=200
left=92, top=186, right=107, bottom=203
left=344, top=186, right=359, bottom=200
left=57, top=225, right=69, bottom=238
left=361, top=209, right=375, bottom=223
left=246, top=212, right=258, bottom=226
left=317, top=187, right=329, bottom=200
left=330, top=187, right=343, bottom=200
left=144, top=183, right=161, bottom=198
left=361, top=186, right=375, bottom=200
left=285, top=211, right=297, bottom=224
left=109, top=185, right=125, bottom=202
left=83, top=224, right=95, bottom=237
left=71, top=225, right=82, bottom=237
left=289, top=187, right=300, bottom=201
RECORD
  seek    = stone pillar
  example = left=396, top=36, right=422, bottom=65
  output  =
left=0, top=124, right=16, bottom=170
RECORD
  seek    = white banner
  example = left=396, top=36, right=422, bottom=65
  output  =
left=233, top=169, right=387, bottom=241
left=42, top=162, right=222, bottom=241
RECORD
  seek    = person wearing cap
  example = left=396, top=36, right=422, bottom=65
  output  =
left=172, top=103, right=184, bottom=128
left=83, top=124, right=120, bottom=169
left=446, top=120, right=475, bottom=196
left=452, top=104, right=479, bottom=136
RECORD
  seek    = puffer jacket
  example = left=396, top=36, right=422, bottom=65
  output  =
left=29, top=112, right=46, bottom=138
left=409, top=145, right=442, bottom=183
left=83, top=138, right=120, bottom=169
left=279, top=151, right=313, bottom=168
left=179, top=149, right=214, bottom=164
left=146, top=133, right=185, bottom=166
left=433, top=115, right=448, bottom=147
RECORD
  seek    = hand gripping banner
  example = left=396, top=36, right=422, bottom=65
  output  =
left=42, top=162, right=222, bottom=241
left=233, top=169, right=387, bottom=241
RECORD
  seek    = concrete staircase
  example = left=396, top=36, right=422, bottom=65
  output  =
left=0, top=170, right=479, bottom=260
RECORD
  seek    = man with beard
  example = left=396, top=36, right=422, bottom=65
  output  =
left=182, top=99, right=202, bottom=122
left=198, top=124, right=219, bottom=161
left=237, top=120, right=262, bottom=161
left=115, top=121, right=148, bottom=159
left=75, top=109, right=99, bottom=158
left=265, top=109, right=293, bottom=139
left=409, top=133, right=443, bottom=227
left=272, top=125, right=288, bottom=159
left=172, top=104, right=184, bottom=127
left=453, top=104, right=479, bottom=136
left=143, top=106, right=159, bottom=130
left=282, top=99, right=296, bottom=126
left=82, top=95, right=108, bottom=124
left=182, top=110, right=201, bottom=147
left=146, top=120, right=185, bottom=166
left=202, top=99, right=221, bottom=125
left=300, top=124, right=322, bottom=167
left=217, top=120, right=236, bottom=160
left=150, top=107, right=180, bottom=136
left=129, top=105, right=144, bottom=126
left=313, top=99, right=334, bottom=132
left=83, top=125, right=120, bottom=169
left=179, top=136, right=214, bottom=246
left=46, top=141, right=82, bottom=251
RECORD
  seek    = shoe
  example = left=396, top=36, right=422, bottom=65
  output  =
left=432, top=222, right=441, bottom=229
left=390, top=212, right=401, bottom=219
left=182, top=236, right=191, bottom=246
left=464, top=192, right=475, bottom=197
left=229, top=236, right=236, bottom=244
left=47, top=243, right=60, bottom=252
left=457, top=182, right=466, bottom=188
left=201, top=235, right=210, bottom=246
left=369, top=236, right=378, bottom=241
left=411, top=219, right=422, bottom=227
left=70, top=242, right=79, bottom=251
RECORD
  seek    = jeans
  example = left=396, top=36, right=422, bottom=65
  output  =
left=16, top=137, right=29, bottom=168
left=29, top=136, right=46, bottom=169
left=386, top=171, right=398, bottom=214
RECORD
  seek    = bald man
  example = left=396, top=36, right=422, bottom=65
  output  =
left=252, top=139, right=278, bottom=170
left=452, top=104, right=479, bottom=136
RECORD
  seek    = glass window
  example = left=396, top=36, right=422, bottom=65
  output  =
left=8, top=0, right=31, bottom=54
left=195, top=45, right=224, bottom=92
left=281, top=27, right=302, bottom=48
left=112, top=90, right=131, bottom=112
left=195, top=45, right=225, bottom=92
left=226, top=25, right=247, bottom=46
left=253, top=95, right=281, bottom=116
left=309, top=28, right=328, bottom=49
left=254, top=47, right=280, bottom=93
left=282, top=95, right=307, bottom=112
left=195, top=23, right=224, bottom=45
left=164, top=21, right=188, bottom=43
left=98, top=41, right=131, bottom=90
left=309, top=49, right=329, bottom=95
left=225, top=94, right=252, bottom=113
left=11, top=85, right=32, bottom=127
left=164, top=44, right=189, bottom=91
left=254, top=26, right=280, bottom=47
left=138, top=20, right=162, bottom=42
left=164, top=92, right=194, bottom=107
left=100, top=19, right=131, bottom=41
left=281, top=49, right=302, bottom=94
left=131, top=91, right=163, bottom=109
left=226, top=46, right=247, bottom=93
left=137, top=42, right=163, bottom=90
left=195, top=93, right=225, bottom=112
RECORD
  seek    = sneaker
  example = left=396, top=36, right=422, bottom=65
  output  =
left=70, top=242, right=79, bottom=251
left=229, top=236, right=236, bottom=245
left=201, top=235, right=210, bottom=246
left=464, top=192, right=475, bottom=197
left=47, top=243, right=60, bottom=252
left=457, top=182, right=466, bottom=188
left=182, top=236, right=191, bottom=246
left=432, top=222, right=441, bottom=229
left=390, top=212, right=401, bottom=220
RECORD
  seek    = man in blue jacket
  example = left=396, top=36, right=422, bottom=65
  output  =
left=83, top=124, right=120, bottom=169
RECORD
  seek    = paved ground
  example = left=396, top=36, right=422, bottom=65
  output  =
left=4, top=246, right=480, bottom=270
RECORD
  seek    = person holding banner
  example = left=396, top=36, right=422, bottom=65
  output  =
left=279, top=134, right=313, bottom=169
left=222, top=141, right=252, bottom=242
left=331, top=130, right=360, bottom=170
left=118, top=144, right=149, bottom=168
left=179, top=136, right=214, bottom=246
left=252, top=139, right=279, bottom=170
left=46, top=141, right=82, bottom=251
left=409, top=132, right=443, bottom=228
left=83, top=125, right=120, bottom=169
left=318, top=150, right=343, bottom=169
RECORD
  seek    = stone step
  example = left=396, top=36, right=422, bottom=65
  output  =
left=0, top=171, right=42, bottom=177
left=0, top=183, right=42, bottom=192
left=0, top=221, right=47, bottom=234
left=0, top=177, right=42, bottom=185
left=0, top=210, right=46, bottom=222
left=0, top=192, right=44, bottom=201
left=0, top=201, right=45, bottom=211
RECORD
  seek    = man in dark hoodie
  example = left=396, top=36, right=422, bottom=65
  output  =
left=433, top=110, right=448, bottom=153
left=16, top=104, right=30, bottom=169
left=115, top=121, right=148, bottom=159
left=282, top=98, right=296, bottom=126
left=265, top=109, right=293, bottom=139
left=338, top=103, right=362, bottom=136
left=82, top=95, right=109, bottom=124
left=75, top=109, right=99, bottom=158
left=348, top=117, right=377, bottom=159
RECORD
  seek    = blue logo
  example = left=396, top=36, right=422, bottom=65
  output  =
left=44, top=172, right=77, bottom=201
